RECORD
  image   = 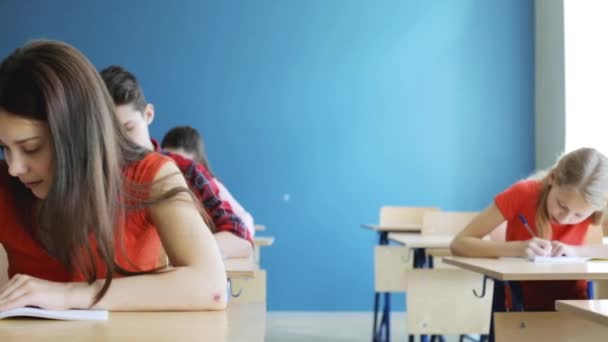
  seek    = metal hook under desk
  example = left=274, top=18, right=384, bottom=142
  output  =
left=473, top=275, right=488, bottom=298
left=228, top=279, right=243, bottom=298
left=400, top=248, right=414, bottom=263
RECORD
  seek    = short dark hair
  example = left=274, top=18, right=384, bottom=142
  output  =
left=162, top=126, right=211, bottom=171
left=99, top=65, right=146, bottom=112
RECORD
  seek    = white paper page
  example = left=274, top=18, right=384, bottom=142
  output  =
left=531, top=256, right=590, bottom=264
left=0, top=307, right=108, bottom=321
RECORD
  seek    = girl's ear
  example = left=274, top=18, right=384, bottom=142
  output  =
left=547, top=170, right=556, bottom=185
left=144, top=104, right=155, bottom=125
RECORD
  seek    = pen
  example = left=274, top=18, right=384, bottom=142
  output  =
left=517, top=214, right=537, bottom=238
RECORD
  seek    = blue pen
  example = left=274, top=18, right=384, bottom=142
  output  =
left=517, top=214, right=537, bottom=238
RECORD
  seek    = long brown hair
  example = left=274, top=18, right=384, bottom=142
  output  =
left=97, top=65, right=216, bottom=229
left=0, top=40, right=188, bottom=304
left=534, top=148, right=608, bottom=239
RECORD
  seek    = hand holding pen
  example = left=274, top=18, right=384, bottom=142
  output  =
left=518, top=214, right=552, bottom=258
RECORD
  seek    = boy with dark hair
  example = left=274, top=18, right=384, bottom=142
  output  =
left=100, top=65, right=252, bottom=258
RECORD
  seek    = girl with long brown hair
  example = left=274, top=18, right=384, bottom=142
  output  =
left=0, top=40, right=226, bottom=311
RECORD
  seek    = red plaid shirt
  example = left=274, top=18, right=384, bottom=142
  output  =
left=152, top=140, right=252, bottom=243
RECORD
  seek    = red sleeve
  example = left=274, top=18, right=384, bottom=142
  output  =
left=494, top=180, right=537, bottom=221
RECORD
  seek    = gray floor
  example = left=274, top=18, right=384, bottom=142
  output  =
left=266, top=311, right=466, bottom=342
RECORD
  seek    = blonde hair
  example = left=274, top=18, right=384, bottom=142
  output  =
left=535, top=148, right=608, bottom=239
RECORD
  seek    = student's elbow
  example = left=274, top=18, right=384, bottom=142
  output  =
left=201, top=294, right=228, bottom=311
left=449, top=237, right=465, bottom=256
left=188, top=267, right=228, bottom=311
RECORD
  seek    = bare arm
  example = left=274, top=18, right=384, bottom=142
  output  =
left=80, top=162, right=227, bottom=311
left=450, top=203, right=544, bottom=258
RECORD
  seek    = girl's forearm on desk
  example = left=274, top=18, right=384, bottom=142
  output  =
left=71, top=265, right=227, bottom=311
left=450, top=237, right=524, bottom=258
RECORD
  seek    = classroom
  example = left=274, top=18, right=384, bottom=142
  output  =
left=0, top=0, right=607, bottom=341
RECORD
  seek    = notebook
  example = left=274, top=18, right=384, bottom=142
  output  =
left=530, top=256, right=590, bottom=264
left=0, top=307, right=108, bottom=321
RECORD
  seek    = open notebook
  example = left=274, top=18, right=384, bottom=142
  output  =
left=0, top=307, right=108, bottom=321
left=530, top=256, right=590, bottom=264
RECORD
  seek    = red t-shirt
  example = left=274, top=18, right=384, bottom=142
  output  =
left=0, top=152, right=170, bottom=282
left=495, top=180, right=591, bottom=311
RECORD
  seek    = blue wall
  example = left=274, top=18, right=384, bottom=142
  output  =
left=0, top=0, right=534, bottom=311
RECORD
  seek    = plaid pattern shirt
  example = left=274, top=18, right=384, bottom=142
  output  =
left=152, top=140, right=252, bottom=243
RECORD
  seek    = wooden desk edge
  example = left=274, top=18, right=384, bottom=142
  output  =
left=361, top=224, right=421, bottom=233
left=387, top=234, right=453, bottom=247
left=254, top=237, right=275, bottom=246
left=442, top=257, right=608, bottom=281
left=441, top=257, right=505, bottom=281
left=556, top=300, right=608, bottom=327
left=225, top=257, right=258, bottom=279
left=227, top=270, right=256, bottom=279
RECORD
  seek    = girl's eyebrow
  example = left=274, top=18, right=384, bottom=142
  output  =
left=0, top=136, right=40, bottom=144
left=15, top=137, right=40, bottom=144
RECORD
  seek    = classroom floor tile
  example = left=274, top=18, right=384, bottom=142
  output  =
left=266, top=311, right=465, bottom=341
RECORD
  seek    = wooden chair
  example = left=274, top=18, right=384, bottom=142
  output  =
left=422, top=211, right=477, bottom=268
left=254, top=236, right=275, bottom=264
left=373, top=206, right=439, bottom=341
left=375, top=207, right=440, bottom=291
left=494, top=311, right=607, bottom=341
left=407, top=269, right=493, bottom=336
left=379, top=206, right=439, bottom=228
left=229, top=270, right=267, bottom=305
left=421, top=211, right=478, bottom=236
left=407, top=211, right=493, bottom=338
left=584, top=224, right=608, bottom=299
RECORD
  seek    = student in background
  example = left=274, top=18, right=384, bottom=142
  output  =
left=0, top=40, right=226, bottom=311
left=451, top=147, right=608, bottom=311
left=100, top=66, right=252, bottom=258
left=162, top=126, right=255, bottom=238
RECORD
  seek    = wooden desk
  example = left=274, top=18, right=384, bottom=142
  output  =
left=252, top=236, right=275, bottom=265
left=254, top=224, right=266, bottom=231
left=225, top=257, right=257, bottom=279
left=0, top=303, right=266, bottom=342
left=556, top=299, right=608, bottom=327
left=366, top=222, right=421, bottom=341
left=225, top=258, right=266, bottom=303
left=388, top=234, right=452, bottom=249
left=361, top=223, right=422, bottom=233
left=443, top=256, right=608, bottom=281
left=385, top=238, right=490, bottom=336
left=444, top=256, right=608, bottom=341
left=253, top=237, right=275, bottom=247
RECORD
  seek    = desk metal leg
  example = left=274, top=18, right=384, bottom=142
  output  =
left=588, top=281, right=595, bottom=299
left=385, top=291, right=391, bottom=340
left=411, top=248, right=432, bottom=342
left=460, top=334, right=487, bottom=342
left=373, top=292, right=380, bottom=341
left=509, top=281, right=525, bottom=312
left=488, top=280, right=506, bottom=342
left=373, top=231, right=391, bottom=341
